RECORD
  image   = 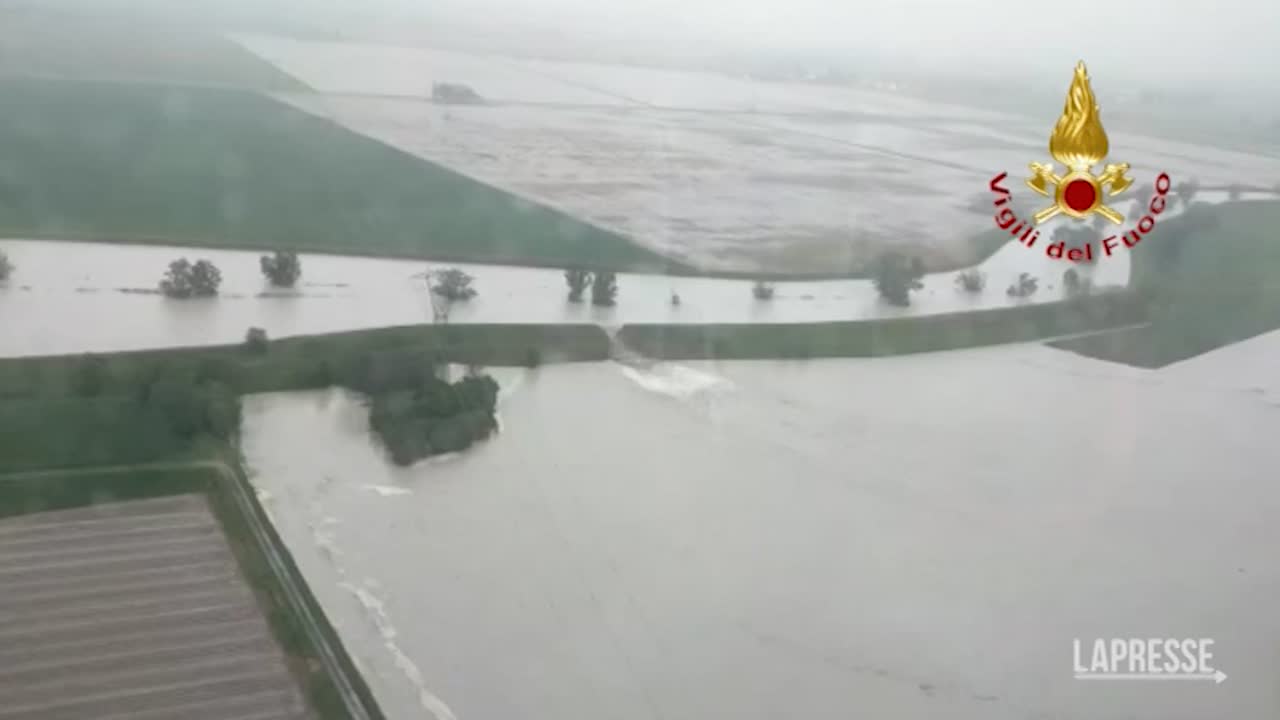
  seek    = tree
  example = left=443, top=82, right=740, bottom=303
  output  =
left=430, top=268, right=477, bottom=302
left=872, top=252, right=924, bottom=307
left=591, top=271, right=618, bottom=306
left=752, top=280, right=775, bottom=300
left=244, top=327, right=269, bottom=354
left=564, top=268, right=592, bottom=302
left=955, top=270, right=985, bottom=293
left=0, top=250, right=12, bottom=281
left=1174, top=179, right=1200, bottom=209
left=1006, top=273, right=1039, bottom=298
left=260, top=250, right=301, bottom=288
left=1062, top=268, right=1093, bottom=297
left=190, top=260, right=221, bottom=296
left=160, top=258, right=221, bottom=298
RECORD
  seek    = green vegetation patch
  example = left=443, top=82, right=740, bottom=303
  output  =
left=0, top=78, right=682, bottom=272
left=0, top=323, right=609, bottom=472
left=1052, top=200, right=1280, bottom=367
left=0, top=464, right=210, bottom=519
left=618, top=293, right=1148, bottom=360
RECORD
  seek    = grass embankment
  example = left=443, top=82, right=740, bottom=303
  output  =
left=0, top=323, right=609, bottom=473
left=618, top=293, right=1149, bottom=360
left=1051, top=200, right=1280, bottom=367
left=0, top=464, right=384, bottom=720
left=0, top=77, right=684, bottom=273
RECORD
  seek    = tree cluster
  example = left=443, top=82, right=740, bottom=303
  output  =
left=1007, top=272, right=1039, bottom=298
left=368, top=373, right=500, bottom=466
left=160, top=258, right=222, bottom=298
left=430, top=268, right=478, bottom=301
left=1062, top=268, right=1093, bottom=297
left=563, top=268, right=618, bottom=306
left=260, top=250, right=302, bottom=288
left=564, top=268, right=592, bottom=302
left=955, top=270, right=986, bottom=293
left=873, top=252, right=925, bottom=307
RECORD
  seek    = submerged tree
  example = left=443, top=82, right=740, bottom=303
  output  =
left=591, top=271, right=618, bottom=307
left=564, top=268, right=592, bottom=302
left=1174, top=179, right=1200, bottom=209
left=260, top=250, right=302, bottom=288
left=1006, top=272, right=1039, bottom=298
left=752, top=280, right=775, bottom=300
left=430, top=268, right=477, bottom=302
left=872, top=252, right=925, bottom=307
left=955, top=270, right=986, bottom=293
left=160, top=258, right=221, bottom=298
left=1062, top=268, right=1094, bottom=297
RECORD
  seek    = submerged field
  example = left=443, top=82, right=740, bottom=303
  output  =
left=236, top=33, right=1280, bottom=275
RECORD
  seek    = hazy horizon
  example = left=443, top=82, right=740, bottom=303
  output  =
left=14, top=0, right=1278, bottom=96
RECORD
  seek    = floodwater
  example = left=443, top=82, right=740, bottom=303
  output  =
left=241, top=345, right=1280, bottom=720
left=0, top=223, right=1131, bottom=357
left=20, top=189, right=1280, bottom=358
left=233, top=34, right=1280, bottom=272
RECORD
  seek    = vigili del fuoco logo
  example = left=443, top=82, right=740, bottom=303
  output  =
left=988, top=61, right=1171, bottom=262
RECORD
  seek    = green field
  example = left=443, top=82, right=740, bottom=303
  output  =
left=0, top=323, right=610, bottom=473
left=0, top=77, right=685, bottom=272
left=618, top=293, right=1149, bottom=360
left=0, top=15, right=304, bottom=89
left=1052, top=200, right=1280, bottom=367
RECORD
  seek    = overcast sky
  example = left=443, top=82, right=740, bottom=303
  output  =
left=36, top=0, right=1278, bottom=89
left=363, top=0, right=1277, bottom=87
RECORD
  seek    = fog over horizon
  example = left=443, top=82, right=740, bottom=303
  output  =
left=20, top=0, right=1279, bottom=95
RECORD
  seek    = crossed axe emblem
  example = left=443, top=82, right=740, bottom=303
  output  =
left=1026, top=162, right=1134, bottom=224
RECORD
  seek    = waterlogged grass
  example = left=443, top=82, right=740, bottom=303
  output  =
left=1052, top=200, right=1280, bottom=367
left=618, top=293, right=1149, bottom=360
left=0, top=323, right=609, bottom=472
left=0, top=78, right=682, bottom=272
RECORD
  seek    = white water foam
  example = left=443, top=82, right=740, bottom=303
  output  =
left=361, top=484, right=414, bottom=497
left=619, top=362, right=736, bottom=400
left=340, top=582, right=459, bottom=720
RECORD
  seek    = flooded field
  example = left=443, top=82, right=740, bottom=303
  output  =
left=0, top=223, right=1133, bottom=357
left=241, top=347, right=1280, bottom=720
left=16, top=188, right=1279, bottom=359
left=235, top=34, right=1280, bottom=273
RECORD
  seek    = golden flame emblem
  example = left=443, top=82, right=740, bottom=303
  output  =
left=1026, top=61, right=1133, bottom=224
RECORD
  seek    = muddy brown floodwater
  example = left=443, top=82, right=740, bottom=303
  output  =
left=242, top=347, right=1280, bottom=720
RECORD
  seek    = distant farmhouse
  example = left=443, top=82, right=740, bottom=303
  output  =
left=432, top=82, right=484, bottom=104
